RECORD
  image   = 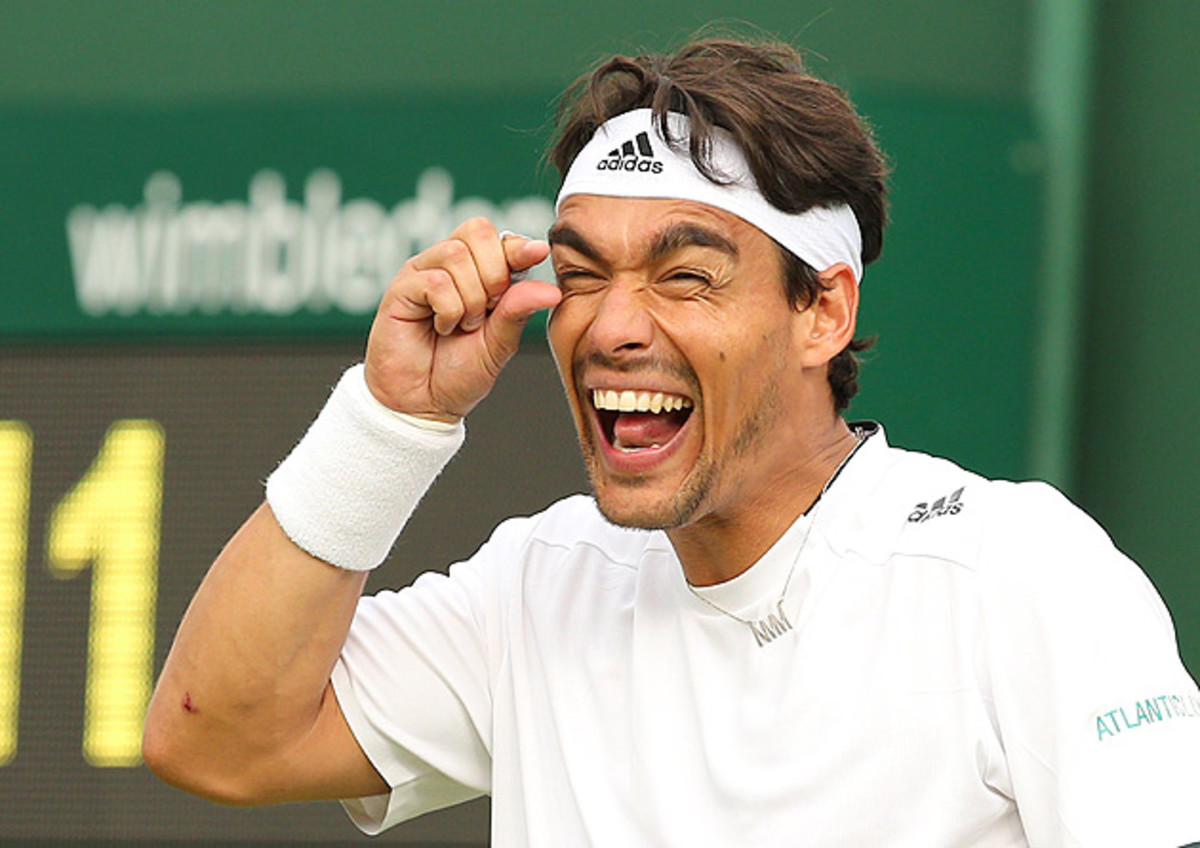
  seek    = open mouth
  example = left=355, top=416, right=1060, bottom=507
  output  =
left=590, top=388, right=694, bottom=452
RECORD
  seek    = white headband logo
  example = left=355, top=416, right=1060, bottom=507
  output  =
left=556, top=109, right=864, bottom=282
left=595, top=129, right=664, bottom=174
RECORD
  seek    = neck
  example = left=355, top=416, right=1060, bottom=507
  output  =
left=669, top=418, right=860, bottom=587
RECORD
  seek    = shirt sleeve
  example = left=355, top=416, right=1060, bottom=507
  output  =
left=977, top=481, right=1200, bottom=848
left=330, top=515, right=532, bottom=835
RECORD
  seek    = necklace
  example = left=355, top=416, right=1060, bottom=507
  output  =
left=686, top=431, right=866, bottom=647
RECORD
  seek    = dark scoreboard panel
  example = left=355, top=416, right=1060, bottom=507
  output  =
left=0, top=344, right=586, bottom=844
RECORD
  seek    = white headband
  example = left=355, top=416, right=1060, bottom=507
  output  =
left=556, top=108, right=864, bottom=282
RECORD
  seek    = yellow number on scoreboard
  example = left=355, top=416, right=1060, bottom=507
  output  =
left=0, top=422, right=33, bottom=766
left=47, top=420, right=165, bottom=767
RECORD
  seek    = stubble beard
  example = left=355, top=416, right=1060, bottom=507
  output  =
left=580, top=375, right=783, bottom=532
left=585, top=440, right=717, bottom=531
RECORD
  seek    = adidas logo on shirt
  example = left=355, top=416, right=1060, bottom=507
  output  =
left=907, top=487, right=965, bottom=523
left=597, top=131, right=664, bottom=174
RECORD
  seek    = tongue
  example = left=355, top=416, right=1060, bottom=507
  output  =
left=612, top=412, right=684, bottom=449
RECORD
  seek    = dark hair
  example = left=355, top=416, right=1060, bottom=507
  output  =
left=550, top=36, right=888, bottom=412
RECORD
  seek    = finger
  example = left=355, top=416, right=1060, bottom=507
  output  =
left=382, top=263, right=470, bottom=337
left=451, top=217, right=511, bottom=303
left=408, top=268, right=466, bottom=336
left=410, top=239, right=490, bottom=332
left=502, top=236, right=552, bottom=280
left=473, top=232, right=550, bottom=310
left=483, top=279, right=563, bottom=367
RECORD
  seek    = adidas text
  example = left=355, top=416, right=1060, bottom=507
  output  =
left=598, top=158, right=663, bottom=174
left=597, top=130, right=664, bottom=174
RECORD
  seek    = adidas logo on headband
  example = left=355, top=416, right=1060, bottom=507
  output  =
left=597, top=130, right=664, bottom=174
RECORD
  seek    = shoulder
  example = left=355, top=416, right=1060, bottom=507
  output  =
left=970, top=480, right=1173, bottom=632
left=476, top=493, right=661, bottom=571
left=829, top=438, right=988, bottom=566
left=853, top=440, right=1186, bottom=676
left=360, top=495, right=657, bottom=625
left=968, top=477, right=1141, bottom=595
left=843, top=438, right=1132, bottom=586
left=870, top=446, right=1169, bottom=629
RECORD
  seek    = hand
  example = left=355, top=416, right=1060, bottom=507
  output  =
left=364, top=217, right=562, bottom=421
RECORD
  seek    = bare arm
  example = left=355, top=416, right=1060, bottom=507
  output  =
left=142, top=219, right=560, bottom=804
left=143, top=502, right=382, bottom=804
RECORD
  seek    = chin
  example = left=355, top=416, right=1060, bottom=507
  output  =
left=595, top=499, right=680, bottom=531
left=589, top=461, right=715, bottom=531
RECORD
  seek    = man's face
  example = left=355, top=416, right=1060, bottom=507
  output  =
left=547, top=195, right=814, bottom=531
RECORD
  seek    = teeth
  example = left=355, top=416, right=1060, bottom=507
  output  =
left=613, top=436, right=665, bottom=452
left=592, top=388, right=693, bottom=413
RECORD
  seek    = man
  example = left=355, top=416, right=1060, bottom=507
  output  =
left=143, top=37, right=1200, bottom=846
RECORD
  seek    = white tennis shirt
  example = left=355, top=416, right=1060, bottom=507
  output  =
left=331, top=425, right=1200, bottom=846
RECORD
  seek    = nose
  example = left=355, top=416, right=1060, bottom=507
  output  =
left=587, top=279, right=654, bottom=356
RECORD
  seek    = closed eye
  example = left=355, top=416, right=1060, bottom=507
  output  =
left=555, top=268, right=606, bottom=294
left=657, top=268, right=717, bottom=295
left=666, top=271, right=711, bottom=283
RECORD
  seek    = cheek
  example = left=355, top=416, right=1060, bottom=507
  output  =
left=546, top=307, right=580, bottom=369
left=700, top=325, right=791, bottom=407
left=546, top=307, right=590, bottom=413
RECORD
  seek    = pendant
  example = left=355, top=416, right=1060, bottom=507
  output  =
left=748, top=599, right=793, bottom=647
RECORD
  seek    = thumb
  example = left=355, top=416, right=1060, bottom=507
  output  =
left=482, top=279, right=563, bottom=365
left=503, top=234, right=552, bottom=275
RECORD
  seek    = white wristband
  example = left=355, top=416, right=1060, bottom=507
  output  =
left=265, top=364, right=465, bottom=571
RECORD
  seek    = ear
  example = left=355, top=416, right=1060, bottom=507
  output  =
left=797, top=263, right=859, bottom=368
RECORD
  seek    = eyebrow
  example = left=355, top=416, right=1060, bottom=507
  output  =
left=547, top=220, right=740, bottom=268
left=547, top=224, right=603, bottom=264
left=648, top=222, right=739, bottom=263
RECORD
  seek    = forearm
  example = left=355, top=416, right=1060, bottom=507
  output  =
left=144, top=502, right=368, bottom=802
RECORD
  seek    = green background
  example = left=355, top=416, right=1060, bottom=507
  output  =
left=1, top=0, right=1197, bottom=842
